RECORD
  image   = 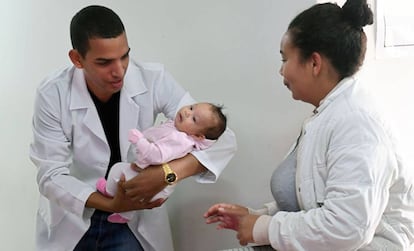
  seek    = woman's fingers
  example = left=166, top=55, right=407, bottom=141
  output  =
left=204, top=203, right=247, bottom=218
left=218, top=205, right=248, bottom=217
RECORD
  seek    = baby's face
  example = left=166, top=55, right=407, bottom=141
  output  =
left=174, top=103, right=213, bottom=137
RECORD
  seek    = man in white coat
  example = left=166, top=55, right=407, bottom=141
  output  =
left=30, top=5, right=236, bottom=251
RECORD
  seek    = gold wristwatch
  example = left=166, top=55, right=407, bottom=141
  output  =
left=162, top=163, right=177, bottom=185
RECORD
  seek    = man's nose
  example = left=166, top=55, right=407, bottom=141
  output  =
left=111, top=60, right=124, bottom=77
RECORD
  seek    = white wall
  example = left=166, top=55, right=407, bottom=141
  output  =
left=1, top=0, right=412, bottom=251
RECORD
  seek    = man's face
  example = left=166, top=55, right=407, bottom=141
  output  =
left=74, top=32, right=130, bottom=102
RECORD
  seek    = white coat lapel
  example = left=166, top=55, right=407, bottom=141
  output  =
left=119, top=64, right=147, bottom=161
left=70, top=69, right=107, bottom=144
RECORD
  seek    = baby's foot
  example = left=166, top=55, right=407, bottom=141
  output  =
left=108, top=213, right=129, bottom=223
left=96, top=178, right=110, bottom=197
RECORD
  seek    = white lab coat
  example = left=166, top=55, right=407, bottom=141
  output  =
left=30, top=60, right=237, bottom=251
left=265, top=77, right=414, bottom=250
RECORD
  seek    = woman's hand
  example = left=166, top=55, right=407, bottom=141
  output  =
left=204, top=203, right=259, bottom=246
left=204, top=203, right=248, bottom=230
left=121, top=163, right=166, bottom=204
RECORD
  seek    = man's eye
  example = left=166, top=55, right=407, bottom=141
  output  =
left=97, top=61, right=110, bottom=66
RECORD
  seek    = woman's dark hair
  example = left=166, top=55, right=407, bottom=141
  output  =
left=70, top=5, right=125, bottom=57
left=287, top=0, right=373, bottom=79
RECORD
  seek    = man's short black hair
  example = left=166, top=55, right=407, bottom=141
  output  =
left=70, top=5, right=125, bottom=57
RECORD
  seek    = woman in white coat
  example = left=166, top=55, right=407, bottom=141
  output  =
left=30, top=5, right=236, bottom=251
left=204, top=0, right=414, bottom=250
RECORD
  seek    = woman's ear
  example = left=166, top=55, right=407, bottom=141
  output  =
left=310, top=52, right=322, bottom=76
left=68, top=49, right=83, bottom=68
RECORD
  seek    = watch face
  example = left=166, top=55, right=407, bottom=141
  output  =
left=166, top=173, right=176, bottom=183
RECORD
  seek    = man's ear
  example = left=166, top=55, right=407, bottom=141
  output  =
left=69, top=49, right=83, bottom=68
left=310, top=52, right=322, bottom=76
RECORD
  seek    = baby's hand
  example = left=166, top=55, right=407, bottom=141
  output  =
left=128, top=129, right=144, bottom=144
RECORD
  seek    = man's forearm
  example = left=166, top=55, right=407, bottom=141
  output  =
left=169, top=154, right=206, bottom=181
left=85, top=192, right=114, bottom=212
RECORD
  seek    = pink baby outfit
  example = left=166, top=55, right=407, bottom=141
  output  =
left=129, top=120, right=215, bottom=167
left=96, top=120, right=215, bottom=223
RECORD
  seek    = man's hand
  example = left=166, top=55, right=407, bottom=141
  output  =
left=121, top=163, right=166, bottom=204
left=86, top=173, right=165, bottom=212
left=110, top=174, right=164, bottom=212
left=121, top=154, right=206, bottom=204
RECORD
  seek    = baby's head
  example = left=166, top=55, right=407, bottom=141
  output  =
left=174, top=102, right=227, bottom=140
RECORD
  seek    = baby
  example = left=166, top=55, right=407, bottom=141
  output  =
left=96, top=102, right=227, bottom=223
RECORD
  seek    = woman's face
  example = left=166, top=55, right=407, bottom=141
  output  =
left=279, top=32, right=314, bottom=104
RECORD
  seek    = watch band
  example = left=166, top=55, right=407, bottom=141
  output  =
left=162, top=163, right=177, bottom=185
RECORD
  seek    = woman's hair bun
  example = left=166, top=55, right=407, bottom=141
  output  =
left=342, top=0, right=374, bottom=29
